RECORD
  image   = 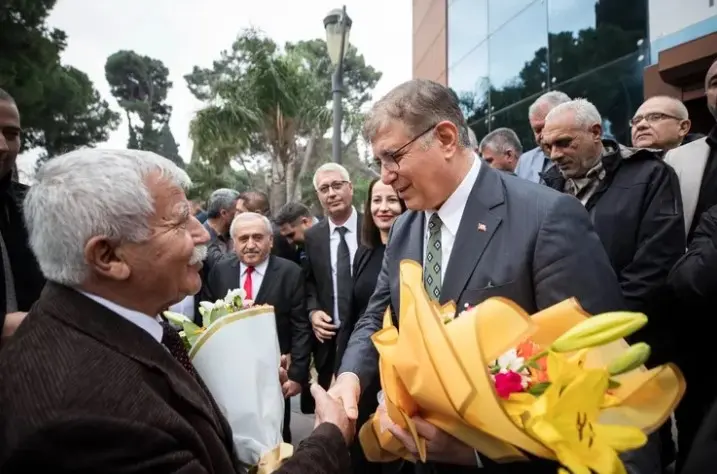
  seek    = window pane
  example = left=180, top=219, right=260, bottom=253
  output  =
left=548, top=0, right=648, bottom=85
left=555, top=51, right=648, bottom=145
left=469, top=118, right=490, bottom=149
left=488, top=97, right=538, bottom=153
left=447, top=0, right=488, bottom=68
left=449, top=42, right=490, bottom=124
left=488, top=0, right=535, bottom=34
left=488, top=0, right=549, bottom=113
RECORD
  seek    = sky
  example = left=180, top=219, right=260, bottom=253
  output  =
left=17, top=0, right=412, bottom=179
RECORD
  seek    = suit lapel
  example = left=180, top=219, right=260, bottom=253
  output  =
left=391, top=212, right=424, bottom=315
left=440, top=166, right=504, bottom=305
left=254, top=256, right=277, bottom=303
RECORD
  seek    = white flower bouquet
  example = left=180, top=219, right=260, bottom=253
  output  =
left=164, top=288, right=292, bottom=472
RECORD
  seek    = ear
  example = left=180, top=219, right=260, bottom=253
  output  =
left=83, top=236, right=131, bottom=281
left=435, top=121, right=460, bottom=154
left=679, top=119, right=692, bottom=138
left=590, top=123, right=603, bottom=142
left=268, top=233, right=274, bottom=249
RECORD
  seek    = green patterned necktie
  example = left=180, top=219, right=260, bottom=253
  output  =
left=424, top=213, right=443, bottom=301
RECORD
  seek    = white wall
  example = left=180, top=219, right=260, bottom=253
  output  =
left=649, top=0, right=716, bottom=42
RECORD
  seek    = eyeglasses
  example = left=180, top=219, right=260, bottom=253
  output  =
left=317, top=180, right=348, bottom=195
left=372, top=124, right=437, bottom=172
left=629, top=112, right=683, bottom=127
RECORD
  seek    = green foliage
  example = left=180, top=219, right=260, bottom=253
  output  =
left=1, top=0, right=120, bottom=160
left=185, top=28, right=382, bottom=211
left=105, top=50, right=173, bottom=153
left=185, top=159, right=251, bottom=202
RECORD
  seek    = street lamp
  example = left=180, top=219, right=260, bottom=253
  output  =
left=323, top=6, right=352, bottom=164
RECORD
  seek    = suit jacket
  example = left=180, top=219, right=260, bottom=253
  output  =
left=303, top=213, right=363, bottom=320
left=0, top=282, right=350, bottom=474
left=206, top=255, right=313, bottom=385
left=664, top=137, right=710, bottom=237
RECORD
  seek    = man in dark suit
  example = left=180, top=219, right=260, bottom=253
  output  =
left=0, top=88, right=45, bottom=346
left=330, top=80, right=654, bottom=473
left=0, top=149, right=353, bottom=473
left=303, top=163, right=362, bottom=412
left=205, top=211, right=313, bottom=443
left=275, top=201, right=319, bottom=265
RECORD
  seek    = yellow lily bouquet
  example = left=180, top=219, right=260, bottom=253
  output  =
left=164, top=289, right=293, bottom=474
left=359, top=261, right=685, bottom=474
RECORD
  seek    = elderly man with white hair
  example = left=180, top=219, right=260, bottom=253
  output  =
left=0, top=149, right=353, bottom=473
left=541, top=98, right=684, bottom=401
left=514, top=90, right=571, bottom=183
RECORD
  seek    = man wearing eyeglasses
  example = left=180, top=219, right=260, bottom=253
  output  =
left=631, top=96, right=692, bottom=151
left=302, top=163, right=362, bottom=414
left=330, top=80, right=631, bottom=474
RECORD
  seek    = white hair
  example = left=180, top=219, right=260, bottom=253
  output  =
left=230, top=212, right=273, bottom=240
left=467, top=127, right=479, bottom=149
left=528, top=90, right=572, bottom=119
left=312, top=163, right=351, bottom=190
left=545, top=98, right=603, bottom=130
left=642, top=95, right=689, bottom=120
left=24, top=149, right=191, bottom=286
left=480, top=128, right=523, bottom=155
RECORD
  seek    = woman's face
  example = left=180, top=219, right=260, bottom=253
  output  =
left=370, top=181, right=403, bottom=232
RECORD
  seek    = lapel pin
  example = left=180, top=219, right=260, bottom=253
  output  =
left=477, top=223, right=487, bottom=232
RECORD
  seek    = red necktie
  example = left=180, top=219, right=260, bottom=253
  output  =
left=244, top=266, right=254, bottom=300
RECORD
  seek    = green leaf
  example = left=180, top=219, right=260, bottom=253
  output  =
left=527, top=382, right=551, bottom=396
left=608, top=379, right=622, bottom=389
left=163, top=311, right=191, bottom=326
left=526, top=360, right=541, bottom=370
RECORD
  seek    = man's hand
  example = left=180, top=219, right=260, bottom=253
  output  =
left=282, top=380, right=302, bottom=398
left=327, top=373, right=360, bottom=421
left=386, top=416, right=477, bottom=466
left=312, top=383, right=355, bottom=445
left=310, top=310, right=337, bottom=342
left=1, top=312, right=27, bottom=343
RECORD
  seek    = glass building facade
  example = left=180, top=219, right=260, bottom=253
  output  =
left=448, top=0, right=650, bottom=148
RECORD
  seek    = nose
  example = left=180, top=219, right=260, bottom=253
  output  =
left=381, top=165, right=396, bottom=185
left=634, top=119, right=649, bottom=131
left=189, top=215, right=210, bottom=245
left=0, top=135, right=8, bottom=153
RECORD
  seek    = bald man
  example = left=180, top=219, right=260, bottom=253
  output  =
left=631, top=96, right=691, bottom=151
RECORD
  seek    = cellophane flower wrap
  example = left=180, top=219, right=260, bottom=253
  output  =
left=358, top=260, right=686, bottom=474
left=164, top=289, right=292, bottom=473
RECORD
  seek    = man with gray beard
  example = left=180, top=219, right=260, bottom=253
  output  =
left=0, top=149, right=354, bottom=473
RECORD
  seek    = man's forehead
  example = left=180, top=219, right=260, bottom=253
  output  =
left=706, top=60, right=717, bottom=84
left=637, top=97, right=674, bottom=115
left=371, top=123, right=412, bottom=154
left=316, top=170, right=343, bottom=184
left=0, top=101, right=20, bottom=128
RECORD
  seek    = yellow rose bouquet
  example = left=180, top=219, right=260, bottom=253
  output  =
left=164, top=288, right=292, bottom=473
left=359, top=260, right=685, bottom=474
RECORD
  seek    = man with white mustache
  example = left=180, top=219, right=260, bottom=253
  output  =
left=0, top=149, right=353, bottom=473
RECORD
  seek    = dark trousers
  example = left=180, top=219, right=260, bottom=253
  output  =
left=299, top=336, right=336, bottom=415
left=282, top=400, right=291, bottom=444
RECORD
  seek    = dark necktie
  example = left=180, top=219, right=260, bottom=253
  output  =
left=160, top=320, right=200, bottom=378
left=336, top=226, right=352, bottom=324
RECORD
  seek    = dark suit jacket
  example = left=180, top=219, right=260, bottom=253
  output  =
left=206, top=255, right=312, bottom=385
left=339, top=165, right=627, bottom=472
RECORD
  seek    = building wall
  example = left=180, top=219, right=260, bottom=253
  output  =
left=649, top=0, right=717, bottom=62
left=412, top=0, right=447, bottom=84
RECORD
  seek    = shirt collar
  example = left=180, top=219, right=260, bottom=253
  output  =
left=240, top=256, right=270, bottom=276
left=78, top=290, right=164, bottom=343
left=329, top=206, right=358, bottom=235
left=426, top=156, right=481, bottom=238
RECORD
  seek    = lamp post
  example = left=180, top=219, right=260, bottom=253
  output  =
left=323, top=6, right=352, bottom=164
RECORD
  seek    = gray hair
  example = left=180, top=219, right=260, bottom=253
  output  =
left=545, top=98, right=603, bottom=130
left=641, top=95, right=689, bottom=120
left=313, top=163, right=351, bottom=190
left=24, top=149, right=191, bottom=286
left=362, top=79, right=471, bottom=148
left=230, top=211, right=273, bottom=240
left=207, top=188, right=240, bottom=218
left=479, top=128, right=523, bottom=155
left=467, top=128, right=479, bottom=149
left=528, top=90, right=572, bottom=119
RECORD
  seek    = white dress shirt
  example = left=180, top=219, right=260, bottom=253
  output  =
left=168, top=295, right=195, bottom=319
left=79, top=290, right=164, bottom=343
left=328, top=207, right=359, bottom=327
left=424, top=156, right=481, bottom=281
left=239, top=257, right=269, bottom=299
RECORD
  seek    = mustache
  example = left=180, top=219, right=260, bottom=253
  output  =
left=189, top=245, right=208, bottom=265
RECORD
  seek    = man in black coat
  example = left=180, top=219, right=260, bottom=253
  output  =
left=0, top=88, right=45, bottom=346
left=235, top=190, right=297, bottom=262
left=205, top=212, right=313, bottom=443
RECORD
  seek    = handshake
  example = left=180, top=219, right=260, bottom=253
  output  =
left=278, top=360, right=358, bottom=446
